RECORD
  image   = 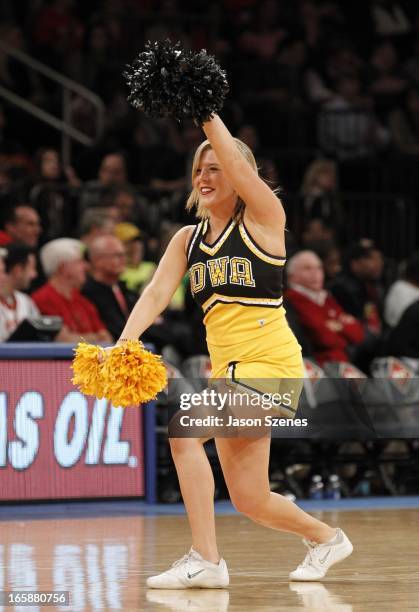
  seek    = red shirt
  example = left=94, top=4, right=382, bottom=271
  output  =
left=32, top=283, right=106, bottom=334
left=285, top=288, right=365, bottom=365
left=0, top=230, right=12, bottom=246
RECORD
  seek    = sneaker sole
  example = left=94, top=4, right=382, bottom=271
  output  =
left=146, top=574, right=230, bottom=589
left=289, top=541, right=353, bottom=582
left=146, top=581, right=229, bottom=589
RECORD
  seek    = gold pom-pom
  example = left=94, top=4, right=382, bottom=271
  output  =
left=71, top=340, right=167, bottom=407
left=71, top=342, right=106, bottom=397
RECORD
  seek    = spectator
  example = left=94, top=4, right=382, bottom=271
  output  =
left=0, top=227, right=12, bottom=248
left=330, top=241, right=385, bottom=333
left=308, top=240, right=342, bottom=286
left=82, top=235, right=138, bottom=340
left=70, top=94, right=99, bottom=139
left=385, top=298, right=419, bottom=357
left=33, top=0, right=84, bottom=77
left=300, top=159, right=344, bottom=231
left=104, top=185, right=148, bottom=228
left=285, top=250, right=365, bottom=364
left=370, top=1, right=411, bottom=38
left=0, top=204, right=41, bottom=248
left=97, top=151, right=128, bottom=186
left=0, top=245, right=39, bottom=341
left=80, top=152, right=129, bottom=210
left=388, top=86, right=419, bottom=154
left=32, top=238, right=112, bottom=343
left=114, top=222, right=156, bottom=294
left=304, top=46, right=364, bottom=105
left=384, top=252, right=419, bottom=327
left=237, top=0, right=287, bottom=60
left=79, top=208, right=116, bottom=247
left=147, top=120, right=196, bottom=192
left=301, top=218, right=336, bottom=247
left=32, top=146, right=80, bottom=187
left=127, top=115, right=168, bottom=187
left=83, top=234, right=194, bottom=355
left=367, top=41, right=408, bottom=115
left=318, top=76, right=390, bottom=160
left=299, top=1, right=345, bottom=50
left=83, top=23, right=113, bottom=91
left=29, top=147, right=81, bottom=241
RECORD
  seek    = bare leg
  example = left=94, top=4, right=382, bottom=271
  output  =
left=216, top=436, right=336, bottom=543
left=169, top=437, right=220, bottom=563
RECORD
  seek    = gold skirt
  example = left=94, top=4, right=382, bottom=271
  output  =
left=208, top=322, right=304, bottom=416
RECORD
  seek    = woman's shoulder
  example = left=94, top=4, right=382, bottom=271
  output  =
left=176, top=224, right=197, bottom=245
left=181, top=224, right=197, bottom=240
left=169, top=224, right=200, bottom=257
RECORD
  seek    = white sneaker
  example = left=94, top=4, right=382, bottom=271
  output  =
left=289, top=528, right=353, bottom=581
left=146, top=548, right=229, bottom=589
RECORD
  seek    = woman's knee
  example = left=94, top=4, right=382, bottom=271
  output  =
left=169, top=437, right=206, bottom=457
left=229, top=488, right=269, bottom=518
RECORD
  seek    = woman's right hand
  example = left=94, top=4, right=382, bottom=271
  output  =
left=98, top=338, right=137, bottom=361
left=98, top=345, right=115, bottom=362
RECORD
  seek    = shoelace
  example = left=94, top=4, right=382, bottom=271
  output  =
left=300, top=540, right=317, bottom=567
left=171, top=551, right=193, bottom=568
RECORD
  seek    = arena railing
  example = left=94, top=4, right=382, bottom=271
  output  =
left=0, top=41, right=106, bottom=167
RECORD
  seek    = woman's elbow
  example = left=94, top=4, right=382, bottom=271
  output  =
left=142, top=282, right=168, bottom=310
left=142, top=282, right=160, bottom=302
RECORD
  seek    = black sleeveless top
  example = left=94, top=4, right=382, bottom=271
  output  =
left=187, top=217, right=285, bottom=317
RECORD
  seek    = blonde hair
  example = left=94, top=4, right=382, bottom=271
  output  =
left=186, top=138, right=258, bottom=221
left=301, top=159, right=337, bottom=197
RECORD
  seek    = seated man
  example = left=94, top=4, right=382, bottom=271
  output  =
left=83, top=235, right=194, bottom=356
left=82, top=235, right=138, bottom=341
left=285, top=250, right=365, bottom=365
left=0, top=245, right=40, bottom=341
left=330, top=241, right=384, bottom=334
left=1, top=204, right=42, bottom=248
left=32, top=238, right=112, bottom=343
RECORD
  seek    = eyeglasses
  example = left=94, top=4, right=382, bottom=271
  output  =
left=100, top=252, right=126, bottom=259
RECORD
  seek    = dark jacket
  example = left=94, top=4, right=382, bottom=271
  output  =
left=82, top=276, right=138, bottom=341
left=386, top=299, right=419, bottom=358
left=330, top=272, right=383, bottom=331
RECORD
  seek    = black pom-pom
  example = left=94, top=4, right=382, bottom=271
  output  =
left=123, top=40, right=229, bottom=124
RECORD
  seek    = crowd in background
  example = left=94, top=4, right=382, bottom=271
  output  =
left=1, top=0, right=419, bottom=374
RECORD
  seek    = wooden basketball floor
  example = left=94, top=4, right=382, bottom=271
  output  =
left=1, top=506, right=418, bottom=611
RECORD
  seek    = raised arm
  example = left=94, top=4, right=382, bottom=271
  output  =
left=117, top=226, right=192, bottom=342
left=202, top=115, right=285, bottom=227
